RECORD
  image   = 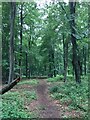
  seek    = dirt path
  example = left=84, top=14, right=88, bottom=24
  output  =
left=30, top=79, right=83, bottom=118
left=36, top=79, right=60, bottom=118
left=10, top=79, right=83, bottom=118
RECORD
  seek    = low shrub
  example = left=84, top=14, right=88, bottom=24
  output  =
left=18, top=79, right=39, bottom=85
left=23, top=91, right=37, bottom=102
left=49, top=86, right=59, bottom=93
left=1, top=90, right=37, bottom=118
left=47, top=75, right=64, bottom=82
left=67, top=74, right=74, bottom=81
left=48, top=77, right=88, bottom=116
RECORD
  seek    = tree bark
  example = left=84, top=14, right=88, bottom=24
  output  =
left=26, top=52, right=28, bottom=78
left=0, top=77, right=20, bottom=95
left=52, top=50, right=56, bottom=77
left=88, top=3, right=90, bottom=119
left=19, top=3, right=23, bottom=77
left=69, top=2, right=81, bottom=83
left=48, top=51, right=53, bottom=78
left=63, top=33, right=68, bottom=82
left=28, top=37, right=31, bottom=78
left=88, top=3, right=90, bottom=73
left=48, top=53, right=52, bottom=77
left=8, top=2, right=16, bottom=84
left=83, top=47, right=87, bottom=75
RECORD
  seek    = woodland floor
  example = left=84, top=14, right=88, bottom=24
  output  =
left=34, top=79, right=82, bottom=118
left=1, top=79, right=84, bottom=118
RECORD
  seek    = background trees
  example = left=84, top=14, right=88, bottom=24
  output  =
left=2, top=1, right=89, bottom=84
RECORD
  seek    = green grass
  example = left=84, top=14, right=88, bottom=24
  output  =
left=48, top=75, right=88, bottom=117
left=1, top=90, right=38, bottom=118
left=18, top=79, right=39, bottom=85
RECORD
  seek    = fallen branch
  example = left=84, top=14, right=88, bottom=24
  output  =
left=0, top=77, right=21, bottom=95
left=30, top=76, right=48, bottom=79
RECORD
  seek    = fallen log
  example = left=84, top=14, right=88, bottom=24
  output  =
left=0, top=77, right=21, bottom=95
left=29, top=76, right=48, bottom=79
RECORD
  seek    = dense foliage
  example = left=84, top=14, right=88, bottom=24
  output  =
left=2, top=2, right=89, bottom=83
left=1, top=1, right=89, bottom=119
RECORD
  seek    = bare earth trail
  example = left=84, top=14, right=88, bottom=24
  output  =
left=9, top=79, right=83, bottom=118
left=28, top=79, right=82, bottom=118
left=36, top=79, right=60, bottom=118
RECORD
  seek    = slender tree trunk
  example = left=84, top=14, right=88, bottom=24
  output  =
left=80, top=61, right=83, bottom=75
left=14, top=33, right=18, bottom=78
left=88, top=3, right=90, bottom=73
left=63, top=33, right=68, bottom=82
left=28, top=26, right=33, bottom=78
left=48, top=51, right=53, bottom=77
left=44, top=64, right=47, bottom=75
left=52, top=50, right=56, bottom=77
left=88, top=3, right=90, bottom=119
left=78, top=54, right=83, bottom=76
left=83, top=47, right=87, bottom=75
left=19, top=3, right=23, bottom=77
left=26, top=52, right=28, bottom=78
left=8, top=2, right=16, bottom=84
left=28, top=36, right=31, bottom=78
left=69, top=2, right=81, bottom=83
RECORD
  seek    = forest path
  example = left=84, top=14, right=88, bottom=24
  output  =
left=28, top=79, right=82, bottom=118
left=11, top=79, right=83, bottom=118
left=35, top=79, right=60, bottom=118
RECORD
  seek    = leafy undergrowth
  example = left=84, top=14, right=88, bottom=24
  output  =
left=47, top=75, right=64, bottom=82
left=48, top=75, right=88, bottom=118
left=18, top=79, right=39, bottom=86
left=47, top=74, right=74, bottom=82
left=1, top=88, right=38, bottom=118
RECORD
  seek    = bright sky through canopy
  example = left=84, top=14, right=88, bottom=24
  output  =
left=35, top=0, right=69, bottom=6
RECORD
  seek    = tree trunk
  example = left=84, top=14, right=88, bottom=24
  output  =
left=69, top=2, right=81, bottom=83
left=83, top=47, right=87, bottom=75
left=52, top=50, right=56, bottom=77
left=48, top=51, right=53, bottom=77
left=63, top=33, right=68, bottom=82
left=79, top=61, right=83, bottom=76
left=8, top=2, right=16, bottom=84
left=28, top=26, right=33, bottom=78
left=26, top=52, right=28, bottom=78
left=78, top=54, right=83, bottom=76
left=19, top=3, right=23, bottom=77
left=28, top=36, right=31, bottom=78
left=88, top=3, right=90, bottom=74
left=88, top=4, right=90, bottom=119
